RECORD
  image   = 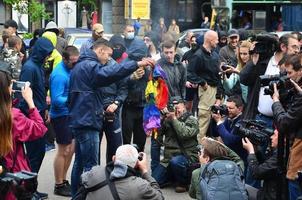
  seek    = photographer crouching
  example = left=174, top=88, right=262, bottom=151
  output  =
left=271, top=54, right=302, bottom=200
left=211, top=95, right=248, bottom=163
left=151, top=97, right=199, bottom=193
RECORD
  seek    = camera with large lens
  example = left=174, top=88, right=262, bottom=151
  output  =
left=210, top=104, right=229, bottom=116
left=260, top=71, right=294, bottom=101
left=0, top=170, right=37, bottom=200
left=234, top=120, right=274, bottom=145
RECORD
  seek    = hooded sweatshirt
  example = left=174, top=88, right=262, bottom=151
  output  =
left=19, top=37, right=54, bottom=114
left=42, top=31, right=62, bottom=70
left=123, top=39, right=150, bottom=108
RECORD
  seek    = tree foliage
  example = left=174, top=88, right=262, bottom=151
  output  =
left=4, top=0, right=49, bottom=22
left=81, top=0, right=97, bottom=10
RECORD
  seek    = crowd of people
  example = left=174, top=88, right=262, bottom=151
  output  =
left=0, top=17, right=302, bottom=200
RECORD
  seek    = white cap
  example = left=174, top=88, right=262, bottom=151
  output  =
left=115, top=145, right=138, bottom=168
left=45, top=21, right=58, bottom=31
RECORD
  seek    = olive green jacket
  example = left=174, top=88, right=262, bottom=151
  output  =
left=159, top=112, right=199, bottom=167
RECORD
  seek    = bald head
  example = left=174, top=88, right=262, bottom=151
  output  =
left=203, top=30, right=218, bottom=50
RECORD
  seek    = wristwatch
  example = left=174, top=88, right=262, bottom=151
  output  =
left=113, top=101, right=119, bottom=106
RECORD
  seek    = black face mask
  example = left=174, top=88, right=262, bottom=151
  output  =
left=112, top=48, right=124, bottom=60
left=191, top=43, right=198, bottom=50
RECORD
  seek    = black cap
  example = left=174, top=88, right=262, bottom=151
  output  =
left=4, top=20, right=18, bottom=29
left=228, top=29, right=239, bottom=37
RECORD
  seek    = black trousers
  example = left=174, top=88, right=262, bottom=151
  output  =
left=122, top=105, right=146, bottom=152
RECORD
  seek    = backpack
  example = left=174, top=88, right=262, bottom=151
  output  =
left=199, top=159, right=248, bottom=200
left=72, top=165, right=120, bottom=200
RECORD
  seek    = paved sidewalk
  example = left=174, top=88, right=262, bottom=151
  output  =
left=37, top=137, right=193, bottom=200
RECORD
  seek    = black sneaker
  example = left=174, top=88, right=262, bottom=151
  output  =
left=32, top=191, right=48, bottom=200
left=54, top=182, right=72, bottom=197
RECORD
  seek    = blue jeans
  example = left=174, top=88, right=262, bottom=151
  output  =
left=151, top=138, right=161, bottom=172
left=288, top=180, right=302, bottom=200
left=100, top=112, right=123, bottom=164
left=152, top=155, right=189, bottom=186
left=71, top=129, right=99, bottom=197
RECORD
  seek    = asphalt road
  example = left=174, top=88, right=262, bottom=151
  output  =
left=37, top=136, right=194, bottom=200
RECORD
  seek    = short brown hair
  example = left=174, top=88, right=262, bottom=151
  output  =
left=8, top=35, right=22, bottom=49
left=200, top=137, right=228, bottom=161
left=161, top=40, right=176, bottom=50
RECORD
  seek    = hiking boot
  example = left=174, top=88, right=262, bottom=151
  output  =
left=175, top=186, right=187, bottom=193
left=54, top=182, right=71, bottom=197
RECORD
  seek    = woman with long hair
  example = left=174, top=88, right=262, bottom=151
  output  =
left=222, top=40, right=252, bottom=103
left=0, top=71, right=13, bottom=158
left=0, top=69, right=47, bottom=200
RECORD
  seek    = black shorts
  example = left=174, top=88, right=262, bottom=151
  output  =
left=51, top=116, right=72, bottom=145
left=185, top=87, right=198, bottom=101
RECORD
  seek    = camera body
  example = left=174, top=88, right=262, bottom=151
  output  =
left=0, top=170, right=37, bottom=200
left=211, top=104, right=229, bottom=116
left=234, top=120, right=274, bottom=145
left=260, top=72, right=294, bottom=101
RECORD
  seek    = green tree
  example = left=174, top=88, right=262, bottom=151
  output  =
left=4, top=0, right=49, bottom=22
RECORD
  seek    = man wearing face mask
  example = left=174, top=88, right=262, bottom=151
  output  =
left=96, top=35, right=129, bottom=165
left=123, top=24, right=139, bottom=50
left=109, top=34, right=128, bottom=63
left=182, top=34, right=201, bottom=113
left=69, top=38, right=155, bottom=197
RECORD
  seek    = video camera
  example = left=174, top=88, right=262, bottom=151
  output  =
left=249, top=34, right=278, bottom=56
left=211, top=104, right=228, bottom=116
left=0, top=170, right=37, bottom=200
left=234, top=120, right=274, bottom=145
left=260, top=71, right=295, bottom=100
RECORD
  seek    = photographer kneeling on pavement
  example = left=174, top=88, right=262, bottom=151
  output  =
left=151, top=97, right=199, bottom=193
left=271, top=54, right=302, bottom=200
left=77, top=145, right=164, bottom=200
left=242, top=129, right=286, bottom=200
left=211, top=95, right=248, bottom=162
left=189, top=137, right=246, bottom=200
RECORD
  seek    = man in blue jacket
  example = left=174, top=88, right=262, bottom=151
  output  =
left=211, top=95, right=247, bottom=162
left=69, top=38, right=154, bottom=197
left=50, top=45, right=79, bottom=197
left=19, top=37, right=54, bottom=199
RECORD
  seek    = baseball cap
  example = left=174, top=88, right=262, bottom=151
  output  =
left=228, top=29, right=239, bottom=38
left=92, top=23, right=104, bottom=36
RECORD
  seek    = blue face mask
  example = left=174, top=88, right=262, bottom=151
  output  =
left=126, top=32, right=135, bottom=40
